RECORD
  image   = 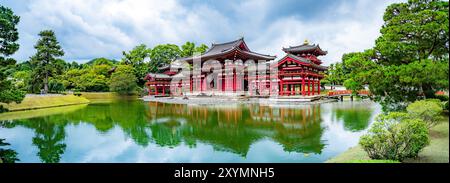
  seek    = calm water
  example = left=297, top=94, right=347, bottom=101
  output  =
left=0, top=100, right=381, bottom=163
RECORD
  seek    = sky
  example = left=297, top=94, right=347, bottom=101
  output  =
left=1, top=0, right=405, bottom=65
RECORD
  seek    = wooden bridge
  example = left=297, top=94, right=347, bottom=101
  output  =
left=327, top=90, right=371, bottom=100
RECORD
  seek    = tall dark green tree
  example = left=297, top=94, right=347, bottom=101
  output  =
left=30, top=30, right=64, bottom=93
left=341, top=0, right=449, bottom=111
left=0, top=6, right=25, bottom=110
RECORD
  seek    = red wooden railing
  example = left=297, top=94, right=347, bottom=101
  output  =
left=328, top=90, right=371, bottom=96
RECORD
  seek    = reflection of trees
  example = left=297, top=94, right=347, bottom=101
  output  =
left=64, top=101, right=152, bottom=147
left=271, top=106, right=325, bottom=154
left=331, top=104, right=373, bottom=132
left=32, top=120, right=67, bottom=163
left=0, top=138, right=19, bottom=163
left=109, top=101, right=150, bottom=147
left=2, top=100, right=375, bottom=160
left=150, top=120, right=183, bottom=147
left=13, top=116, right=68, bottom=163
left=146, top=102, right=327, bottom=156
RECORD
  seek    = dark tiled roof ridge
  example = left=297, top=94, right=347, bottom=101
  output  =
left=211, top=37, right=244, bottom=46
left=241, top=50, right=276, bottom=59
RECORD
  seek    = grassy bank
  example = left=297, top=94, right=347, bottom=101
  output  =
left=327, top=116, right=449, bottom=163
left=0, top=104, right=87, bottom=121
left=76, top=92, right=138, bottom=101
left=1, top=94, right=90, bottom=112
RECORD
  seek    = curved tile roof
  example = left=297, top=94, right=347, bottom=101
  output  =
left=176, top=37, right=276, bottom=62
left=282, top=43, right=327, bottom=55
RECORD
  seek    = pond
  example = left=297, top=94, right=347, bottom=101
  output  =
left=0, top=100, right=381, bottom=163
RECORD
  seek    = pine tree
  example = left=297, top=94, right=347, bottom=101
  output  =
left=0, top=6, right=25, bottom=111
left=30, top=30, right=64, bottom=93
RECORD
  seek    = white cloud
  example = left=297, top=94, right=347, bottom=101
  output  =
left=8, top=0, right=405, bottom=64
left=249, top=0, right=406, bottom=65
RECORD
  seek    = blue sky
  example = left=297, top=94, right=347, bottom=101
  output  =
left=1, top=0, right=404, bottom=64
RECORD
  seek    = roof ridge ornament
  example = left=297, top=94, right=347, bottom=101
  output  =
left=303, top=39, right=309, bottom=45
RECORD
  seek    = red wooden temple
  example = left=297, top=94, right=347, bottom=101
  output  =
left=275, top=40, right=328, bottom=96
left=145, top=38, right=327, bottom=97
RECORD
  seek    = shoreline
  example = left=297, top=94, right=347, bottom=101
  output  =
left=1, top=94, right=90, bottom=112
left=141, top=96, right=340, bottom=106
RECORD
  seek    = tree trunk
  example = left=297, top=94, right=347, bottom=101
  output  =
left=44, top=72, right=48, bottom=94
left=422, top=84, right=435, bottom=99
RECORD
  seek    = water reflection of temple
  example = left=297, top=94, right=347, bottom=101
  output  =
left=2, top=101, right=329, bottom=162
left=145, top=102, right=325, bottom=156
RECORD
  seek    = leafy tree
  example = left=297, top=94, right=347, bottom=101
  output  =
left=109, top=65, right=137, bottom=95
left=60, top=68, right=86, bottom=91
left=340, top=0, right=449, bottom=111
left=359, top=112, right=429, bottom=161
left=149, top=44, right=181, bottom=72
left=78, top=72, right=109, bottom=92
left=180, top=41, right=195, bottom=57
left=121, top=44, right=151, bottom=85
left=60, top=64, right=111, bottom=92
left=323, top=62, right=348, bottom=88
left=194, top=44, right=209, bottom=55
left=12, top=70, right=31, bottom=91
left=68, top=61, right=81, bottom=69
left=30, top=30, right=65, bottom=93
left=48, top=79, right=65, bottom=93
left=0, top=6, right=25, bottom=108
left=406, top=99, right=443, bottom=128
left=87, top=57, right=115, bottom=66
left=343, top=78, right=364, bottom=95
left=180, top=41, right=209, bottom=57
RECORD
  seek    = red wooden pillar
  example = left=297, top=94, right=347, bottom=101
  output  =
left=222, top=75, right=225, bottom=91
left=269, top=81, right=272, bottom=96
left=280, top=80, right=284, bottom=96
left=155, top=85, right=158, bottom=95
left=292, top=84, right=294, bottom=95
left=318, top=80, right=321, bottom=95
left=190, top=77, right=193, bottom=92
left=312, top=78, right=315, bottom=95
left=302, top=76, right=305, bottom=96
left=307, top=79, right=311, bottom=96
left=162, top=85, right=165, bottom=96
left=200, top=77, right=203, bottom=91
left=286, top=84, right=290, bottom=96
left=234, top=75, right=236, bottom=92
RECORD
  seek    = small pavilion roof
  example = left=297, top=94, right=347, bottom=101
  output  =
left=145, top=73, right=172, bottom=80
left=282, top=42, right=327, bottom=56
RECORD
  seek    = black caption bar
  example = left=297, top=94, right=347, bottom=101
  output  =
left=1, top=163, right=449, bottom=182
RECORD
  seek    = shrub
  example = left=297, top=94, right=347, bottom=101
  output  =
left=48, top=79, right=65, bottom=93
left=445, top=101, right=449, bottom=111
left=136, top=86, right=148, bottom=97
left=406, top=100, right=443, bottom=128
left=434, top=94, right=449, bottom=102
left=73, top=92, right=82, bottom=97
left=359, top=112, right=429, bottom=162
